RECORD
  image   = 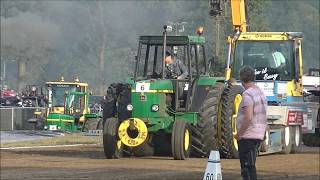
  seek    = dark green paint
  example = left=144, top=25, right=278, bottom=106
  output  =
left=132, top=93, right=167, bottom=118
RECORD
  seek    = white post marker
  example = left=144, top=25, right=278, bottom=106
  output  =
left=203, top=150, right=222, bottom=180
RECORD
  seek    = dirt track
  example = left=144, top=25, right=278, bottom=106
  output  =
left=0, top=144, right=319, bottom=180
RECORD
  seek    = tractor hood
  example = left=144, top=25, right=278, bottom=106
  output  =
left=132, top=79, right=174, bottom=93
left=47, top=113, right=74, bottom=122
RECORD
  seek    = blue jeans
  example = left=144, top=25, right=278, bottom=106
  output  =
left=238, top=139, right=262, bottom=180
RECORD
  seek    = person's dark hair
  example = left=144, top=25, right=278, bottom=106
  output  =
left=165, top=49, right=174, bottom=57
left=239, top=65, right=255, bottom=83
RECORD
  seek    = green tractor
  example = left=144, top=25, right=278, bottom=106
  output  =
left=102, top=26, right=237, bottom=160
left=44, top=91, right=102, bottom=133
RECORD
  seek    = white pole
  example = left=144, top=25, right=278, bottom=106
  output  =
left=11, top=108, right=14, bottom=130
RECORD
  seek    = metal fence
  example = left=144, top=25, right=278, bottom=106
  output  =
left=0, top=107, right=46, bottom=131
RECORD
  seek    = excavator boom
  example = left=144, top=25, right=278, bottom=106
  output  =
left=210, top=0, right=247, bottom=32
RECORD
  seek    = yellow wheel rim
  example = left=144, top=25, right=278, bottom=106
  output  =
left=232, top=94, right=242, bottom=150
left=184, top=129, right=190, bottom=151
left=118, top=118, right=148, bottom=147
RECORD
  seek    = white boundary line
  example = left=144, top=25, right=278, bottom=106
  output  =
left=0, top=143, right=100, bottom=150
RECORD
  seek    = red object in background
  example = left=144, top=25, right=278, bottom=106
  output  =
left=287, top=110, right=304, bottom=125
left=2, top=89, right=17, bottom=97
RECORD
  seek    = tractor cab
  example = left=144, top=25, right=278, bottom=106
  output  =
left=133, top=26, right=211, bottom=111
left=229, top=32, right=304, bottom=103
left=46, top=76, right=88, bottom=114
left=64, top=92, right=88, bottom=120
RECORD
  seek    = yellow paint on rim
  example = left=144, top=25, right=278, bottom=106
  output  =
left=118, top=118, right=148, bottom=147
left=232, top=94, right=242, bottom=150
left=184, top=129, right=190, bottom=151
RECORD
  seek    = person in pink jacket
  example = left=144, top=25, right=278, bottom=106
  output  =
left=235, top=65, right=267, bottom=180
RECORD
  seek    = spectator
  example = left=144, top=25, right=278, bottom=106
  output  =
left=235, top=65, right=267, bottom=180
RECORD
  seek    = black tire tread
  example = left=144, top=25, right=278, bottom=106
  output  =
left=191, top=82, right=224, bottom=157
left=219, top=85, right=244, bottom=158
left=103, top=117, right=122, bottom=159
left=172, top=120, right=189, bottom=160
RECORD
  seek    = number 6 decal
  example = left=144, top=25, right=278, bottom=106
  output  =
left=136, top=82, right=150, bottom=92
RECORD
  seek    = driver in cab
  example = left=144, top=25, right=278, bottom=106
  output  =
left=164, top=49, right=189, bottom=79
left=270, top=43, right=286, bottom=68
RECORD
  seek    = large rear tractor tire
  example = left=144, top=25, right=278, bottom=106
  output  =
left=102, top=85, right=118, bottom=124
left=118, top=84, right=131, bottom=121
left=219, top=85, right=244, bottom=158
left=102, top=83, right=131, bottom=125
left=103, top=117, right=123, bottom=159
left=190, top=83, right=224, bottom=157
left=172, top=120, right=191, bottom=160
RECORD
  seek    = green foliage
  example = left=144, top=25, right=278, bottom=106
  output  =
left=246, top=0, right=271, bottom=31
left=265, top=0, right=319, bottom=71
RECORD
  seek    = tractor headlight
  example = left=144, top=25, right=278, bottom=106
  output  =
left=127, top=104, right=133, bottom=111
left=151, top=104, right=159, bottom=112
left=44, top=125, right=48, bottom=130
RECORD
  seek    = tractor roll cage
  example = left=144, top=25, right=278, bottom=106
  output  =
left=134, top=36, right=208, bottom=82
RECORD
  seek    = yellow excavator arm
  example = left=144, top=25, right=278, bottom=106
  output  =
left=209, top=0, right=247, bottom=32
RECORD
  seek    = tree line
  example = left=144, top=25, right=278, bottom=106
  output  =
left=1, top=0, right=318, bottom=94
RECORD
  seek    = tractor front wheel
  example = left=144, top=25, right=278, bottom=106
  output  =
left=171, top=120, right=191, bottom=160
left=103, top=117, right=123, bottom=159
